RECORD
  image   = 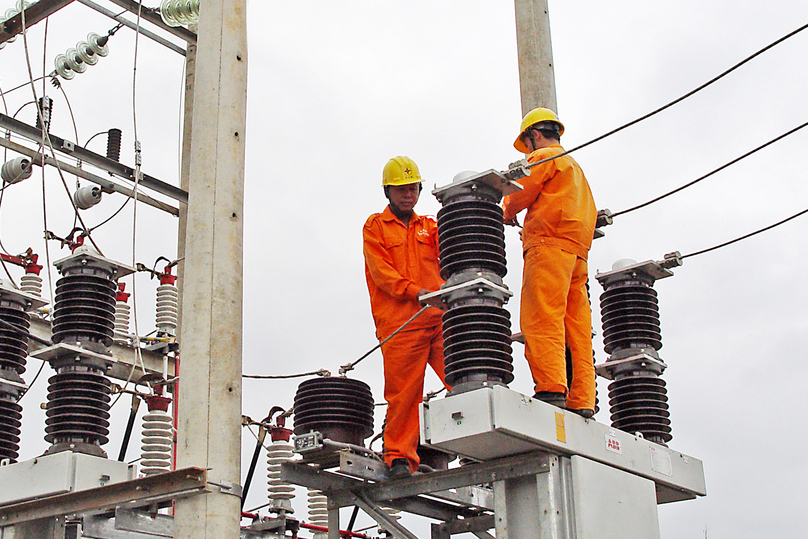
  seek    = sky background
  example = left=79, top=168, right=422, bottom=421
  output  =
left=2, top=1, right=807, bottom=537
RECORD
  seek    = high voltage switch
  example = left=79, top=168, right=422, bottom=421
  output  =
left=429, top=169, right=522, bottom=394
left=595, top=254, right=682, bottom=446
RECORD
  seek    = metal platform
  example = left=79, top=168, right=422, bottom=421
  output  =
left=421, top=384, right=706, bottom=504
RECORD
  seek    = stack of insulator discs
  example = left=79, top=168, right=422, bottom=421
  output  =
left=44, top=369, right=111, bottom=450
left=52, top=270, right=117, bottom=349
left=0, top=295, right=29, bottom=462
left=435, top=183, right=513, bottom=393
left=442, top=304, right=513, bottom=387
left=601, top=282, right=662, bottom=354
left=437, top=199, right=507, bottom=280
left=293, top=377, right=374, bottom=447
left=599, top=276, right=672, bottom=445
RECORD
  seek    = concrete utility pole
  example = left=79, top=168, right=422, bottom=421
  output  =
left=174, top=1, right=248, bottom=538
left=513, top=0, right=557, bottom=115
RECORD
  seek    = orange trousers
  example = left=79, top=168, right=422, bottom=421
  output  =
left=521, top=244, right=595, bottom=410
left=381, top=324, right=447, bottom=473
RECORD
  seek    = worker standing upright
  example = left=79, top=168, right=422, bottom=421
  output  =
left=363, top=156, right=448, bottom=478
left=503, top=108, right=597, bottom=417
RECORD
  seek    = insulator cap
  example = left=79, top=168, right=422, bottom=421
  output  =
left=293, top=377, right=374, bottom=446
left=600, top=281, right=661, bottom=354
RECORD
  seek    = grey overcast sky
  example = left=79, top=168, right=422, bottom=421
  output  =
left=2, top=1, right=807, bottom=537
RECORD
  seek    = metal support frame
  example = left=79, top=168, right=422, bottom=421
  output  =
left=106, top=0, right=197, bottom=45
left=77, top=0, right=187, bottom=56
left=0, top=0, right=75, bottom=44
left=0, top=137, right=179, bottom=215
left=0, top=467, right=206, bottom=526
left=282, top=452, right=552, bottom=538
left=0, top=114, right=188, bottom=204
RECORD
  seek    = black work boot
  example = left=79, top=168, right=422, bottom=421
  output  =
left=388, top=458, right=411, bottom=479
left=533, top=391, right=566, bottom=408
left=567, top=408, right=594, bottom=419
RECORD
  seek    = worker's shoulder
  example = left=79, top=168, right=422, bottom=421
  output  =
left=363, top=210, right=389, bottom=229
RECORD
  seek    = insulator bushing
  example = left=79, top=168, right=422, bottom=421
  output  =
left=36, top=97, right=53, bottom=133
left=433, top=170, right=516, bottom=394
left=106, top=128, right=122, bottom=162
left=600, top=281, right=661, bottom=354
left=140, top=408, right=173, bottom=476
left=437, top=199, right=507, bottom=280
left=44, top=248, right=132, bottom=456
left=156, top=282, right=179, bottom=336
left=0, top=399, right=22, bottom=462
left=267, top=437, right=295, bottom=509
left=44, top=368, right=111, bottom=453
left=0, top=291, right=30, bottom=463
left=442, top=304, right=513, bottom=388
left=52, top=270, right=117, bottom=350
left=597, top=259, right=673, bottom=446
left=0, top=301, right=29, bottom=375
left=608, top=375, right=671, bottom=444
left=293, top=377, right=374, bottom=447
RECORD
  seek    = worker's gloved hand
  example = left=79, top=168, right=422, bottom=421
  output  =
left=504, top=216, right=520, bottom=227
left=418, top=289, right=446, bottom=310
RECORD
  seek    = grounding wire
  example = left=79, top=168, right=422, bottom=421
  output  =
left=339, top=304, right=430, bottom=375
left=680, top=207, right=808, bottom=260
left=242, top=369, right=331, bottom=380
left=111, top=3, right=149, bottom=408
left=611, top=119, right=808, bottom=217
left=19, top=10, right=103, bottom=256
left=521, top=21, right=808, bottom=172
left=89, top=196, right=131, bottom=232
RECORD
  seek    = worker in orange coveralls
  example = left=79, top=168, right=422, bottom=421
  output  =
left=363, top=156, right=448, bottom=478
left=503, top=107, right=597, bottom=418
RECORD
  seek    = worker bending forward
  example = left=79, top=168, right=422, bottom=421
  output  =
left=503, top=108, right=597, bottom=417
left=363, top=156, right=448, bottom=478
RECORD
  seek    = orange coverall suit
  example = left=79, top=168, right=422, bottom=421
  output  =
left=502, top=145, right=597, bottom=410
left=363, top=206, right=448, bottom=472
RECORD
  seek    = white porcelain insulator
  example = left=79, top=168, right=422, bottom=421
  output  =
left=308, top=488, right=328, bottom=526
left=140, top=409, right=173, bottom=476
left=160, top=0, right=200, bottom=27
left=114, top=301, right=131, bottom=342
left=266, top=439, right=295, bottom=511
left=155, top=283, right=178, bottom=335
left=19, top=274, right=42, bottom=297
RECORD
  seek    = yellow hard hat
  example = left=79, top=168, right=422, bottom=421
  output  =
left=513, top=107, right=565, bottom=153
left=382, top=156, right=423, bottom=186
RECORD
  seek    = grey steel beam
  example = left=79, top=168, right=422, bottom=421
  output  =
left=0, top=0, right=75, bottom=44
left=77, top=0, right=186, bottom=56
left=0, top=467, right=206, bottom=526
left=0, top=137, right=179, bottom=216
left=106, top=0, right=197, bottom=44
left=28, top=317, right=174, bottom=383
left=0, top=113, right=188, bottom=204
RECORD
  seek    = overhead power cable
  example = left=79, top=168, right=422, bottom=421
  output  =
left=523, top=21, right=808, bottom=171
left=612, top=119, right=808, bottom=217
left=681, top=207, right=808, bottom=260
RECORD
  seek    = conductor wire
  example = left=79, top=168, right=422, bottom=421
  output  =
left=612, top=119, right=808, bottom=217
left=681, top=208, right=808, bottom=260
left=522, top=21, right=808, bottom=171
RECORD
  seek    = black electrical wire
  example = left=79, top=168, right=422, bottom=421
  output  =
left=681, top=207, right=808, bottom=260
left=524, top=21, right=808, bottom=171
left=612, top=119, right=808, bottom=217
left=242, top=368, right=330, bottom=380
